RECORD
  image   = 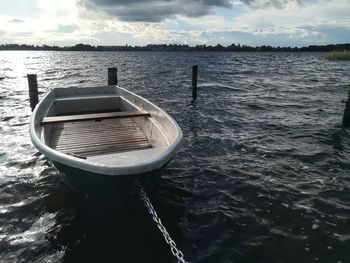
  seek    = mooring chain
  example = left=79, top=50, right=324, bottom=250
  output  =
left=135, top=181, right=188, bottom=263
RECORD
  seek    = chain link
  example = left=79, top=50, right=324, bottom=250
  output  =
left=135, top=180, right=188, bottom=263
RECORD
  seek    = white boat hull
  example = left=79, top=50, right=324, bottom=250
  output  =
left=30, top=86, right=183, bottom=185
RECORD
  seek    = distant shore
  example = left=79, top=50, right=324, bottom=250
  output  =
left=0, top=43, right=349, bottom=52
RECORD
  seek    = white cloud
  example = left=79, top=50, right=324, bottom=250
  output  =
left=0, top=0, right=349, bottom=46
left=180, top=0, right=350, bottom=46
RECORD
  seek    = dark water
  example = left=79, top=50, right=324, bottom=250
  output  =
left=1, top=51, right=350, bottom=263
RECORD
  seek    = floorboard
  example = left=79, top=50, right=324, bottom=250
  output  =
left=50, top=118, right=151, bottom=157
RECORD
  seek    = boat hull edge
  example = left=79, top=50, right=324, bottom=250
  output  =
left=51, top=160, right=165, bottom=199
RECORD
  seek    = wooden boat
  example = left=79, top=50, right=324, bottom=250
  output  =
left=30, top=86, right=183, bottom=195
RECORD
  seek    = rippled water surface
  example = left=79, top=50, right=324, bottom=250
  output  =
left=1, top=51, right=350, bottom=263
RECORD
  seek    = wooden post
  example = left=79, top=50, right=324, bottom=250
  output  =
left=343, top=85, right=350, bottom=127
left=27, top=74, right=38, bottom=111
left=108, top=67, right=118, bottom=85
left=192, top=65, right=198, bottom=100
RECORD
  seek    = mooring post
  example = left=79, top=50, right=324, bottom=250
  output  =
left=27, top=74, right=38, bottom=111
left=192, top=65, right=198, bottom=100
left=108, top=67, right=118, bottom=85
left=343, top=85, right=350, bottom=127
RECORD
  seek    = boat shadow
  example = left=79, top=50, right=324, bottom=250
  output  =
left=44, top=180, right=187, bottom=263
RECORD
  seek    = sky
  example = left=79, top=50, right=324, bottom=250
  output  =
left=0, top=0, right=349, bottom=47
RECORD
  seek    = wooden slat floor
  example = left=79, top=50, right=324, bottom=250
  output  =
left=50, top=118, right=151, bottom=157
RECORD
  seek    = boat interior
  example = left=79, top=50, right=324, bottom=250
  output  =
left=40, top=93, right=170, bottom=159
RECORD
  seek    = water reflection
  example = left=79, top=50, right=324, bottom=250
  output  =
left=44, top=180, right=186, bottom=262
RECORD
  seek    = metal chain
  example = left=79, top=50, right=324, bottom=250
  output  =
left=135, top=180, right=188, bottom=263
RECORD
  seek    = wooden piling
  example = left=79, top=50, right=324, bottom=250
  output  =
left=27, top=74, right=38, bottom=111
left=343, top=85, right=350, bottom=127
left=108, top=67, right=118, bottom=85
left=192, top=65, right=198, bottom=100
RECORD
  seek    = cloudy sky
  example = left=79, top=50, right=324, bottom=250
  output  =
left=0, top=0, right=349, bottom=47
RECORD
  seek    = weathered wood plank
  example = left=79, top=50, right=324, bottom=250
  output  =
left=53, top=118, right=135, bottom=128
left=51, top=128, right=140, bottom=138
left=50, top=117, right=151, bottom=156
left=71, top=144, right=152, bottom=157
left=42, top=110, right=150, bottom=125
left=52, top=123, right=136, bottom=132
left=54, top=138, right=149, bottom=150
left=51, top=134, right=147, bottom=146
left=57, top=141, right=150, bottom=153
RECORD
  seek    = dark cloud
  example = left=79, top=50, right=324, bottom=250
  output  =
left=241, top=0, right=304, bottom=9
left=79, top=0, right=305, bottom=22
left=79, top=0, right=233, bottom=22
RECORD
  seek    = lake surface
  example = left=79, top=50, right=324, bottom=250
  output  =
left=0, top=51, right=350, bottom=263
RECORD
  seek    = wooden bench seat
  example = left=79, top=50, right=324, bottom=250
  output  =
left=41, top=110, right=150, bottom=125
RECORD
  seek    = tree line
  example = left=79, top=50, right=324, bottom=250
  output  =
left=0, top=43, right=349, bottom=52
